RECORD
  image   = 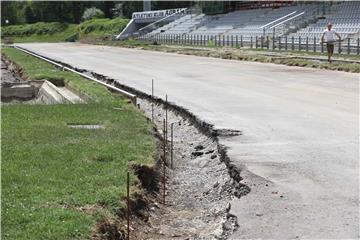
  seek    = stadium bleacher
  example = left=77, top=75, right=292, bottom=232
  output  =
left=145, top=14, right=208, bottom=37
left=224, top=5, right=312, bottom=41
left=141, top=1, right=360, bottom=49
left=288, top=1, right=360, bottom=43
left=190, top=8, right=269, bottom=37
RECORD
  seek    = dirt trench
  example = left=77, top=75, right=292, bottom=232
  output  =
left=130, top=98, right=235, bottom=239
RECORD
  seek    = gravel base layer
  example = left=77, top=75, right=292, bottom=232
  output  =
left=130, top=98, right=245, bottom=240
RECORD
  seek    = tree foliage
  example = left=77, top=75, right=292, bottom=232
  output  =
left=82, top=7, right=105, bottom=21
left=1, top=1, right=92, bottom=25
left=152, top=1, right=194, bottom=11
left=24, top=5, right=37, bottom=24
left=1, top=1, right=25, bottom=25
left=1, top=1, right=194, bottom=26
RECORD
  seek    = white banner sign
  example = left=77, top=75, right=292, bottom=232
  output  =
left=132, top=8, right=186, bottom=20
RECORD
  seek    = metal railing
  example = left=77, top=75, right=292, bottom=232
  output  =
left=137, top=33, right=360, bottom=55
left=138, top=8, right=188, bottom=35
left=261, top=11, right=297, bottom=29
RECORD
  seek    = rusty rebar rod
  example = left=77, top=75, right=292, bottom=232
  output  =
left=151, top=79, right=154, bottom=122
left=165, top=94, right=168, bottom=145
left=163, top=119, right=166, bottom=205
left=127, top=171, right=130, bottom=240
left=171, top=123, right=174, bottom=169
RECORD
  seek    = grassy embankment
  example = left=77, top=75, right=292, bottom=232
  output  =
left=1, top=18, right=129, bottom=43
left=1, top=47, right=155, bottom=240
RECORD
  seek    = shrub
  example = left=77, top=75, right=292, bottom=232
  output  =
left=1, top=22, right=68, bottom=36
left=78, top=18, right=129, bottom=36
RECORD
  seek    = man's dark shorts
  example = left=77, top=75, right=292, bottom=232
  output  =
left=327, top=43, right=334, bottom=54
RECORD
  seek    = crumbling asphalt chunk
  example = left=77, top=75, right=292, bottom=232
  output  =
left=195, top=145, right=205, bottom=151
left=192, top=151, right=204, bottom=157
left=215, top=128, right=242, bottom=137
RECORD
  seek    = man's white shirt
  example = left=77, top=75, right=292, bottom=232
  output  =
left=323, top=29, right=338, bottom=42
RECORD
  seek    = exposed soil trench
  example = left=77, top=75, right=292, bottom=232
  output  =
left=9, top=47, right=251, bottom=239
left=132, top=99, right=237, bottom=239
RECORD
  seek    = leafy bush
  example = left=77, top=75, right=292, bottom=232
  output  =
left=82, top=7, right=105, bottom=21
left=78, top=18, right=129, bottom=36
left=0, top=18, right=129, bottom=42
left=2, top=22, right=68, bottom=36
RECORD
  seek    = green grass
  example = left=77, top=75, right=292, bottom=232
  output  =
left=243, top=47, right=360, bottom=60
left=1, top=22, right=78, bottom=43
left=9, top=25, right=78, bottom=43
left=2, top=22, right=69, bottom=36
left=1, top=47, right=155, bottom=239
left=78, top=18, right=129, bottom=37
left=1, top=18, right=129, bottom=43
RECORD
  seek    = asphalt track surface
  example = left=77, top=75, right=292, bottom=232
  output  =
left=17, top=43, right=359, bottom=239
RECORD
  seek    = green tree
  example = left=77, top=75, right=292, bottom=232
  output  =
left=72, top=1, right=82, bottom=24
left=24, top=5, right=37, bottom=24
left=30, top=1, right=73, bottom=23
left=152, top=1, right=193, bottom=11
left=1, top=1, right=26, bottom=25
left=103, top=1, right=115, bottom=18
left=122, top=1, right=143, bottom=18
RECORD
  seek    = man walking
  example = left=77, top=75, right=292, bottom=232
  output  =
left=321, top=22, right=341, bottom=63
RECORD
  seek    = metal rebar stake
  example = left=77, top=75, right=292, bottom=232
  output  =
left=171, top=123, right=174, bottom=169
left=163, top=119, right=166, bottom=205
left=151, top=79, right=154, bottom=122
left=127, top=171, right=130, bottom=240
left=165, top=95, right=168, bottom=144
